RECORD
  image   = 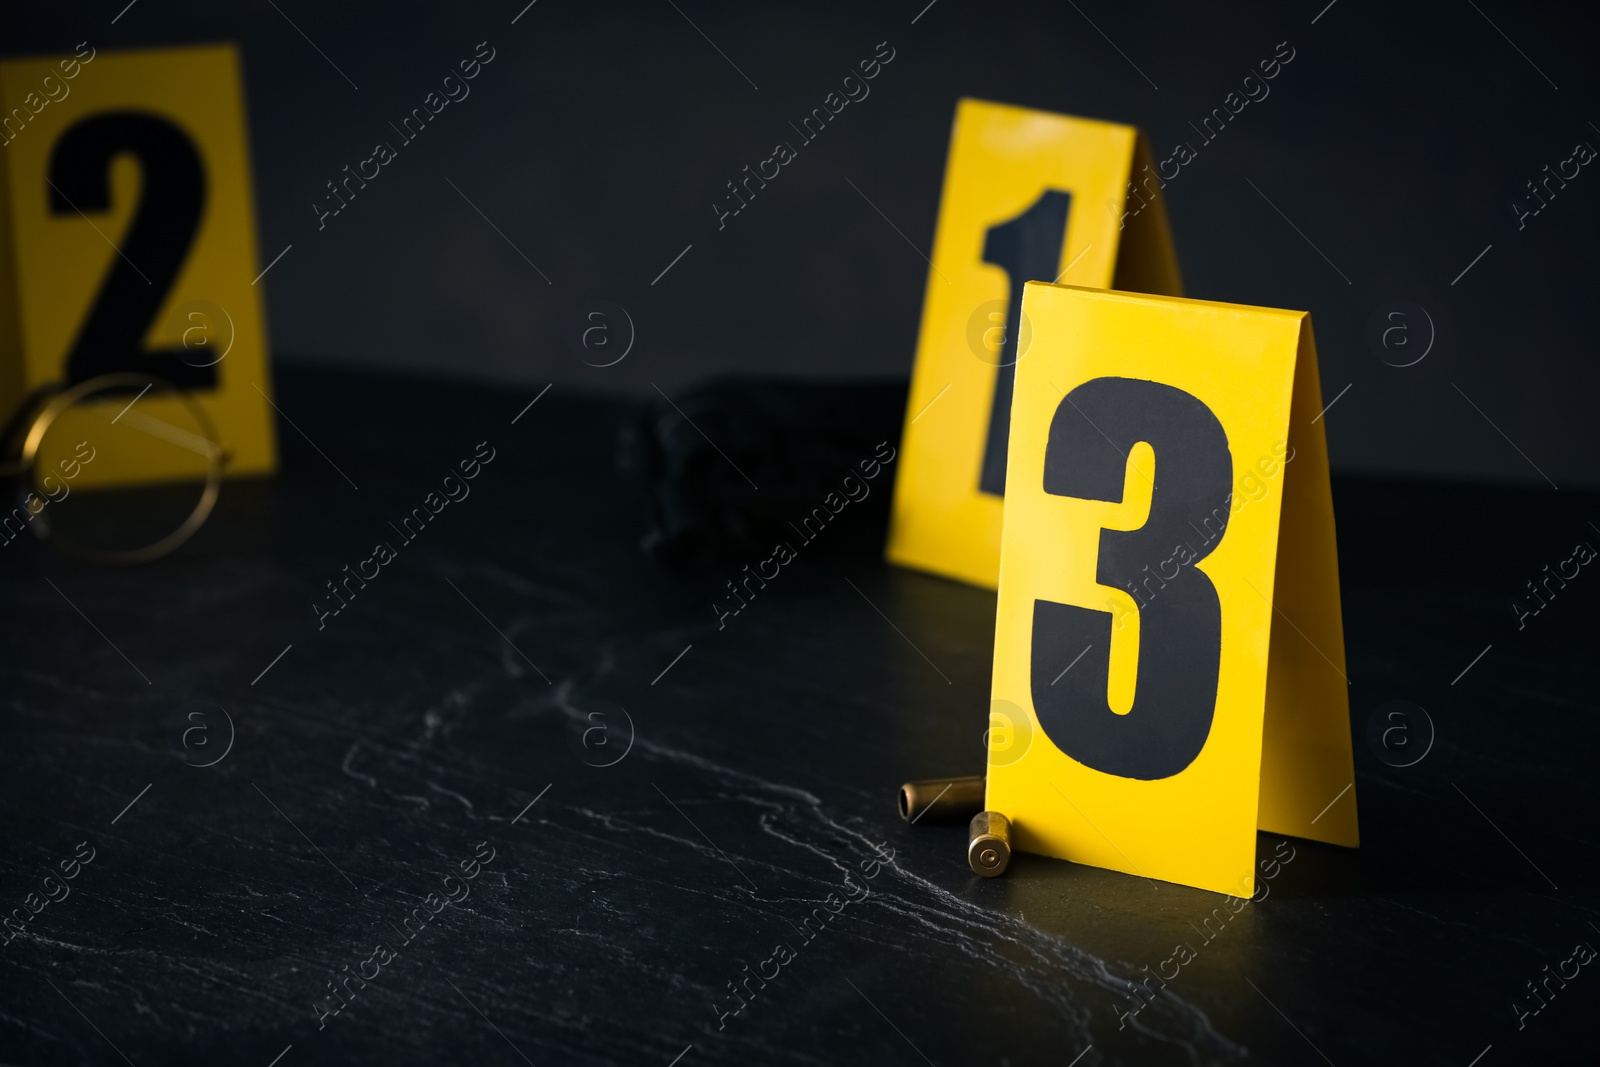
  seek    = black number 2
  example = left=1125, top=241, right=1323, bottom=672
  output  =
left=1030, top=377, right=1233, bottom=781
left=978, top=189, right=1071, bottom=497
left=48, top=112, right=213, bottom=389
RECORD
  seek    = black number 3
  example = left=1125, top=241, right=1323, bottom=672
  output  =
left=1030, top=377, right=1233, bottom=780
left=48, top=112, right=213, bottom=389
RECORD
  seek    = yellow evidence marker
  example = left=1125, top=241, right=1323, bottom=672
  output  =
left=886, top=98, right=1181, bottom=589
left=986, top=284, right=1357, bottom=897
left=0, top=42, right=277, bottom=486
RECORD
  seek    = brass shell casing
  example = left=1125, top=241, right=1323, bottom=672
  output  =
left=898, top=775, right=985, bottom=824
left=967, top=811, right=1012, bottom=877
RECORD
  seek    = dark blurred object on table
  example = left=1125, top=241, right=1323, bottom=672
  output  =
left=623, top=378, right=907, bottom=570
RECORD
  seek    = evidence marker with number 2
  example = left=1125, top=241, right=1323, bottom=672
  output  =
left=886, top=98, right=1181, bottom=590
left=987, top=284, right=1356, bottom=897
left=0, top=43, right=276, bottom=487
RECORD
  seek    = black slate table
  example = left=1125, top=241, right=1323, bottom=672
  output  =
left=2, top=365, right=1595, bottom=1066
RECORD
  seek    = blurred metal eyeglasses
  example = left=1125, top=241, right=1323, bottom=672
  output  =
left=0, top=372, right=227, bottom=565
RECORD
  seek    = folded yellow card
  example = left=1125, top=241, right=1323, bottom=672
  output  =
left=886, top=98, right=1181, bottom=589
left=986, top=284, right=1356, bottom=896
left=0, top=43, right=276, bottom=485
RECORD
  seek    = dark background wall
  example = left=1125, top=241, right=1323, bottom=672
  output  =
left=11, top=0, right=1598, bottom=488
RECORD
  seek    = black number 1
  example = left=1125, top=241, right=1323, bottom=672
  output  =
left=48, top=112, right=213, bottom=389
left=978, top=189, right=1070, bottom=496
left=1030, top=377, right=1233, bottom=781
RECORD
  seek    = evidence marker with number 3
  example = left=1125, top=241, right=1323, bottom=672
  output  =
left=987, top=284, right=1356, bottom=897
left=886, top=98, right=1181, bottom=590
left=0, top=43, right=276, bottom=487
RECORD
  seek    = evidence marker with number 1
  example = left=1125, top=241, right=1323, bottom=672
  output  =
left=968, top=811, right=1012, bottom=877
left=885, top=99, right=1183, bottom=590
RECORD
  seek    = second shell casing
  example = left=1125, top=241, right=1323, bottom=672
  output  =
left=967, top=810, right=1012, bottom=877
left=898, top=775, right=985, bottom=824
